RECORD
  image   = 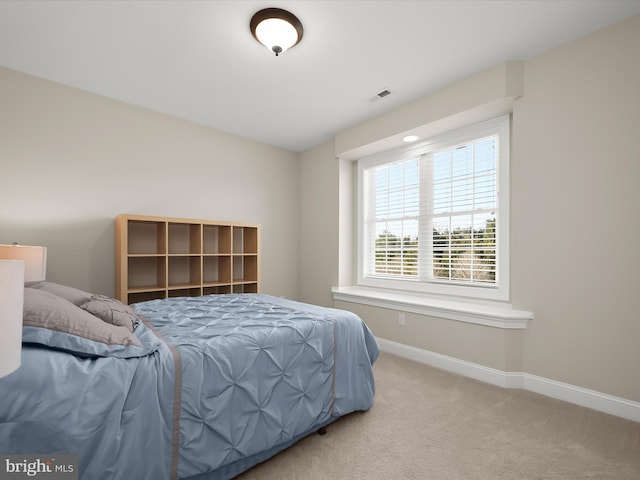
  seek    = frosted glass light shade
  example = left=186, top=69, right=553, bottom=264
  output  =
left=0, top=260, right=24, bottom=378
left=250, top=8, right=303, bottom=56
left=255, top=18, right=299, bottom=54
left=0, top=244, right=47, bottom=282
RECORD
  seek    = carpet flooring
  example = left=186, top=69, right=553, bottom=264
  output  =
left=236, top=352, right=640, bottom=479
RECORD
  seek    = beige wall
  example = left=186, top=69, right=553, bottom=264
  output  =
left=0, top=66, right=300, bottom=299
left=298, top=141, right=339, bottom=307
left=300, top=14, right=640, bottom=402
left=512, top=14, right=640, bottom=401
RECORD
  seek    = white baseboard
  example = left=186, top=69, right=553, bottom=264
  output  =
left=376, top=337, right=640, bottom=423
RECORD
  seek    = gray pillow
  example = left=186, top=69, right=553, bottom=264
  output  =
left=23, top=288, right=142, bottom=348
left=80, top=295, right=139, bottom=332
left=25, top=281, right=93, bottom=306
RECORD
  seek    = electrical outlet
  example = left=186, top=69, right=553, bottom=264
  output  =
left=398, top=313, right=406, bottom=326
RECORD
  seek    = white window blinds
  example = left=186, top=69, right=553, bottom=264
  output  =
left=364, top=156, right=420, bottom=278
left=428, top=136, right=497, bottom=284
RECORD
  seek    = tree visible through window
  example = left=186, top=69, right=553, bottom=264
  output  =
left=431, top=216, right=495, bottom=283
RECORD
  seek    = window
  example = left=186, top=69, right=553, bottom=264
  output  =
left=358, top=116, right=510, bottom=301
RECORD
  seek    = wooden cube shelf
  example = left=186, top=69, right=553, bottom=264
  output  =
left=116, top=214, right=259, bottom=304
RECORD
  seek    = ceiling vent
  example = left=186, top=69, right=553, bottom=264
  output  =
left=367, top=88, right=391, bottom=103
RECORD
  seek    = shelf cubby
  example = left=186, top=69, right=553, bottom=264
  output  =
left=203, top=256, right=231, bottom=284
left=232, top=283, right=259, bottom=294
left=233, top=226, right=259, bottom=254
left=232, top=255, right=258, bottom=282
left=127, top=256, right=166, bottom=290
left=203, top=225, right=232, bottom=254
left=168, top=223, right=201, bottom=255
left=168, top=255, right=202, bottom=287
left=128, top=221, right=166, bottom=255
left=203, top=285, right=232, bottom=295
left=168, top=287, right=202, bottom=298
left=128, top=291, right=166, bottom=304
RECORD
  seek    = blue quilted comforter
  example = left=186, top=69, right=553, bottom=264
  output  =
left=0, top=294, right=379, bottom=479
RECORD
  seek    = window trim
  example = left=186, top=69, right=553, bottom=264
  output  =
left=357, top=115, right=511, bottom=302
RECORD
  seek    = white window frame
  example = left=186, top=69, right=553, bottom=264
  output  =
left=357, top=115, right=510, bottom=302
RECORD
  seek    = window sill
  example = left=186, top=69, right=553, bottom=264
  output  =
left=331, top=286, right=533, bottom=329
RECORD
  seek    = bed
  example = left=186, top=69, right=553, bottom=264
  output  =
left=0, top=282, right=379, bottom=479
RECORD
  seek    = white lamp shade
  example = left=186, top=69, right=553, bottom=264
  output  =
left=0, top=244, right=47, bottom=282
left=0, top=260, right=24, bottom=378
left=255, top=18, right=299, bottom=53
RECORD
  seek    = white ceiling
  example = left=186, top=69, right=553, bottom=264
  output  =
left=1, top=1, right=639, bottom=152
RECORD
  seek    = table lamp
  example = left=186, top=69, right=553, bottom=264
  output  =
left=0, top=244, right=47, bottom=281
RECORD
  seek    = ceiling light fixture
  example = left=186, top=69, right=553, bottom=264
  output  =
left=250, top=8, right=303, bottom=56
left=403, top=135, right=419, bottom=143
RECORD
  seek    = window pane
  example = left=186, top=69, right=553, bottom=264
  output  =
left=452, top=145, right=472, bottom=179
left=373, top=158, right=419, bottom=221
left=401, top=219, right=419, bottom=277
left=474, top=175, right=496, bottom=210
left=432, top=216, right=450, bottom=280
left=388, top=162, right=404, bottom=190
left=451, top=178, right=473, bottom=212
left=449, top=215, right=473, bottom=280
left=431, top=213, right=496, bottom=282
left=373, top=219, right=418, bottom=277
left=388, top=189, right=403, bottom=217
left=375, top=191, right=388, bottom=219
left=374, top=225, right=394, bottom=275
left=424, top=135, right=498, bottom=282
left=405, top=158, right=419, bottom=187
left=474, top=138, right=496, bottom=175
left=433, top=182, right=451, bottom=214
left=405, top=186, right=420, bottom=216
left=473, top=213, right=496, bottom=282
left=375, top=165, right=388, bottom=190
left=433, top=151, right=450, bottom=182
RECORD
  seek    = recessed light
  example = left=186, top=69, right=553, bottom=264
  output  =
left=403, top=135, right=419, bottom=142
